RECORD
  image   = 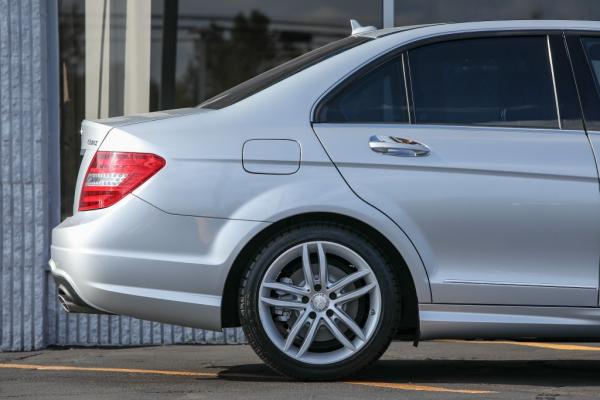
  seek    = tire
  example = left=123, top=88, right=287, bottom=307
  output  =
left=239, top=222, right=402, bottom=381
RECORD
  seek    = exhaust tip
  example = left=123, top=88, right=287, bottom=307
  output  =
left=57, top=294, right=71, bottom=312
left=52, top=278, right=113, bottom=315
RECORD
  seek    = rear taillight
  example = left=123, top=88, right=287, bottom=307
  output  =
left=78, top=151, right=166, bottom=211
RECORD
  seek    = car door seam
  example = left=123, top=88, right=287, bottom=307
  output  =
left=309, top=122, right=433, bottom=301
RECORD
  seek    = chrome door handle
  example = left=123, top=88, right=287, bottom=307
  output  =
left=368, top=135, right=430, bottom=157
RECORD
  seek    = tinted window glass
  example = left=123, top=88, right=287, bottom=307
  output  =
left=317, top=57, right=409, bottom=123
left=582, top=37, right=600, bottom=96
left=200, top=36, right=372, bottom=109
left=409, top=36, right=559, bottom=129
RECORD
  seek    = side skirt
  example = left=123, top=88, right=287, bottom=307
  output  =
left=419, top=303, right=600, bottom=341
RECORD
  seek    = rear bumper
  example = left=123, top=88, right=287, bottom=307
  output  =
left=50, top=195, right=268, bottom=330
left=50, top=266, right=112, bottom=314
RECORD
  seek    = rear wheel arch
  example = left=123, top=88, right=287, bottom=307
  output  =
left=221, top=212, right=420, bottom=340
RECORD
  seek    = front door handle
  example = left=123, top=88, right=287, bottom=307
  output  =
left=368, top=135, right=430, bottom=157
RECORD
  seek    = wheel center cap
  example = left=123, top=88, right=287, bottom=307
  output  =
left=311, top=293, right=329, bottom=312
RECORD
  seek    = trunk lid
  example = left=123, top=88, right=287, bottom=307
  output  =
left=80, top=108, right=198, bottom=153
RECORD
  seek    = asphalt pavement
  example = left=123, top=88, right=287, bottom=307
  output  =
left=1, top=340, right=599, bottom=399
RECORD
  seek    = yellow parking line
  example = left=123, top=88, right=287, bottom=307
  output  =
left=0, top=362, right=496, bottom=394
left=0, top=363, right=219, bottom=378
left=441, top=340, right=600, bottom=352
left=347, top=381, right=496, bottom=394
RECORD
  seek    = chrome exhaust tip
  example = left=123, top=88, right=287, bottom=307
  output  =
left=57, top=293, right=71, bottom=313
left=54, top=283, right=112, bottom=315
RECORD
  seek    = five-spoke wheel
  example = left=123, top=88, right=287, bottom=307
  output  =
left=239, top=223, right=401, bottom=380
left=258, top=241, right=381, bottom=364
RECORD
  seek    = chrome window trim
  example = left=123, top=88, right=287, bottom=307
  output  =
left=401, top=53, right=412, bottom=123
left=547, top=35, right=563, bottom=129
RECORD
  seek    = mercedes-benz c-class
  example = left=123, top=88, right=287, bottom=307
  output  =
left=50, top=20, right=600, bottom=380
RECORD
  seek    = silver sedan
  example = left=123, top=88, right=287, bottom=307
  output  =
left=50, top=20, right=600, bottom=380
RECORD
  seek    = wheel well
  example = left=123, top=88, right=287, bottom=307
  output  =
left=221, top=212, right=420, bottom=339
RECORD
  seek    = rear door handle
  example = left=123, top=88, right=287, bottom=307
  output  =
left=368, top=135, right=430, bottom=157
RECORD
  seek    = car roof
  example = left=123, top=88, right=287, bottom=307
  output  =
left=357, top=20, right=600, bottom=39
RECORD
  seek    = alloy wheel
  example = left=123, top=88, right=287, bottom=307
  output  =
left=258, top=241, right=382, bottom=364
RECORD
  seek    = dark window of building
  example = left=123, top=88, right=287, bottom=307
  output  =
left=151, top=0, right=383, bottom=110
left=395, top=0, right=600, bottom=25
left=201, top=36, right=372, bottom=109
left=408, top=36, right=559, bottom=129
left=58, top=0, right=86, bottom=219
left=316, top=56, right=409, bottom=123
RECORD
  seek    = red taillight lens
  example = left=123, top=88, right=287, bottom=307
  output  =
left=78, top=151, right=166, bottom=211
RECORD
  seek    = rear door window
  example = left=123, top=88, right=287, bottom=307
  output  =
left=408, top=36, right=559, bottom=129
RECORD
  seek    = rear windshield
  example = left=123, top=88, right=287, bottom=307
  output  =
left=199, top=36, right=373, bottom=110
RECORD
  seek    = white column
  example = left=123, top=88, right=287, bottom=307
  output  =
left=124, top=0, right=151, bottom=115
left=85, top=0, right=111, bottom=119
left=383, top=0, right=395, bottom=28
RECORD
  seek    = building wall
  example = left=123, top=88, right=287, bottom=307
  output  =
left=0, top=0, right=53, bottom=351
